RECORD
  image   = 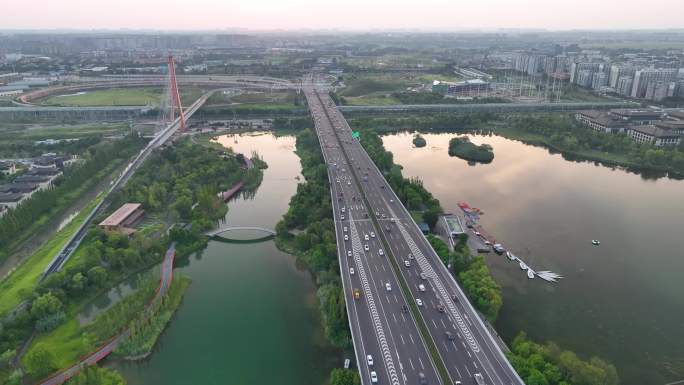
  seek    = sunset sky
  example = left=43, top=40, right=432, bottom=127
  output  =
left=3, top=0, right=682, bottom=31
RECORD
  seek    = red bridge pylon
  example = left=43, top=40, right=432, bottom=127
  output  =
left=167, top=55, right=185, bottom=130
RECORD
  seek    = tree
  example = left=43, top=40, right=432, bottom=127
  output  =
left=69, top=272, right=86, bottom=293
left=87, top=266, right=108, bottom=288
left=329, top=368, right=361, bottom=385
left=30, top=292, right=63, bottom=320
left=0, top=349, right=16, bottom=369
left=171, top=194, right=193, bottom=220
left=422, top=207, right=440, bottom=230
left=24, top=346, right=56, bottom=378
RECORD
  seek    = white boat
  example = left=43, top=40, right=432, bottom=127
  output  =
left=527, top=270, right=535, bottom=279
left=591, top=239, right=600, bottom=246
left=506, top=251, right=517, bottom=261
left=519, top=261, right=528, bottom=270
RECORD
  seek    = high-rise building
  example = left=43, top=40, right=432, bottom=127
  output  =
left=570, top=62, right=604, bottom=84
left=630, top=68, right=678, bottom=98
left=616, top=76, right=634, bottom=97
left=609, top=65, right=635, bottom=88
left=576, top=70, right=594, bottom=88
left=592, top=72, right=608, bottom=90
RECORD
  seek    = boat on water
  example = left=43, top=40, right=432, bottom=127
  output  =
left=519, top=261, right=528, bottom=270
left=493, top=243, right=505, bottom=254
left=591, top=239, right=601, bottom=246
left=506, top=251, right=517, bottom=261
left=527, top=270, right=535, bottom=279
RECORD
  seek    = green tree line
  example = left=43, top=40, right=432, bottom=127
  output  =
left=508, top=114, right=684, bottom=175
left=0, top=134, right=146, bottom=261
left=358, top=128, right=442, bottom=229
left=508, top=332, right=619, bottom=385
left=275, top=128, right=351, bottom=348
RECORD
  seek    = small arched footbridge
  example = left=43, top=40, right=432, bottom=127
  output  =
left=206, top=226, right=277, bottom=242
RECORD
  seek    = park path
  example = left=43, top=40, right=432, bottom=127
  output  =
left=37, top=243, right=176, bottom=385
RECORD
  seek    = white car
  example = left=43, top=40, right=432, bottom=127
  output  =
left=364, top=234, right=369, bottom=241
left=404, top=260, right=411, bottom=267
left=378, top=249, right=384, bottom=256
left=344, top=226, right=348, bottom=233
left=367, top=354, right=374, bottom=367
left=418, top=284, right=426, bottom=292
left=350, top=268, right=355, bottom=275
left=347, top=181, right=351, bottom=185
left=474, top=231, right=481, bottom=236
left=344, top=234, right=349, bottom=241
left=341, top=215, right=345, bottom=220
left=416, top=298, right=423, bottom=306
left=385, top=282, right=392, bottom=291
left=347, top=250, right=352, bottom=257
left=364, top=244, right=370, bottom=251
left=370, top=232, right=375, bottom=238
left=370, top=371, right=378, bottom=384
left=341, top=207, right=346, bottom=213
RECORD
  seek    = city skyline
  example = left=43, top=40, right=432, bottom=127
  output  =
left=3, top=0, right=683, bottom=31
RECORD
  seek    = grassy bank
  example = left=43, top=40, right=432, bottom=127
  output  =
left=115, top=275, right=191, bottom=359
left=0, top=135, right=146, bottom=263
left=23, top=274, right=159, bottom=377
left=0, top=194, right=102, bottom=316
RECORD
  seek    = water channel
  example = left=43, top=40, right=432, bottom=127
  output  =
left=382, top=131, right=684, bottom=385
left=109, top=132, right=340, bottom=385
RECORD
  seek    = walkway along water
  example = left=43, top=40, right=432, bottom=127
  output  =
left=37, top=243, right=177, bottom=385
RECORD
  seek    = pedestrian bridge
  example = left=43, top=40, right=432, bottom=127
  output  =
left=206, top=226, right=277, bottom=238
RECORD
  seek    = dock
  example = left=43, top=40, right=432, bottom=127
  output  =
left=455, top=202, right=563, bottom=283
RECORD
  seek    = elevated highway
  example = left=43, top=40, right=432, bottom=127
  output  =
left=339, top=101, right=638, bottom=114
left=42, top=91, right=211, bottom=277
left=306, top=87, right=525, bottom=385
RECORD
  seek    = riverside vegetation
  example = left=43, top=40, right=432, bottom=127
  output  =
left=275, top=128, right=360, bottom=385
left=347, top=111, right=684, bottom=177
left=0, top=141, right=263, bottom=384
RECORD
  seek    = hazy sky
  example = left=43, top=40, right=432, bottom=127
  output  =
left=3, top=0, right=683, bottom=31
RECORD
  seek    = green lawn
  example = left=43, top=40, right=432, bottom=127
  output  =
left=339, top=76, right=410, bottom=97
left=26, top=317, right=91, bottom=371
left=1, top=123, right=128, bottom=141
left=43, top=88, right=162, bottom=107
left=345, top=94, right=402, bottom=106
left=230, top=91, right=297, bottom=104
left=0, top=196, right=102, bottom=316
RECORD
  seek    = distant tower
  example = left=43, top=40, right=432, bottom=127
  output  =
left=166, top=55, right=185, bottom=130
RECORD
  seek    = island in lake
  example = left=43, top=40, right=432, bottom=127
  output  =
left=448, top=136, right=494, bottom=163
